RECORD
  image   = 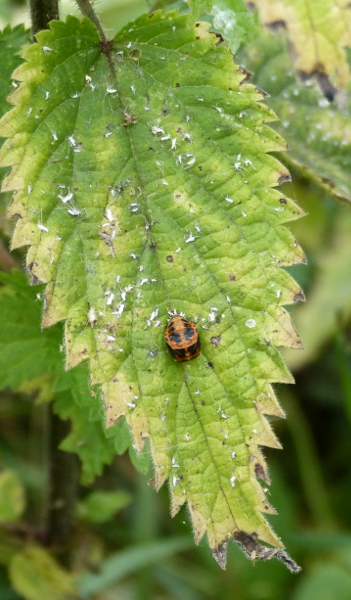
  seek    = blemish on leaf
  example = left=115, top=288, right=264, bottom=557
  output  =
left=294, top=291, right=305, bottom=303
left=278, top=173, right=291, bottom=185
left=210, top=336, right=221, bottom=347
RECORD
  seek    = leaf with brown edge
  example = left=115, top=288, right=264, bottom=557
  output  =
left=0, top=11, right=304, bottom=569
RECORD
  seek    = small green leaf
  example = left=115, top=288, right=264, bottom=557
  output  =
left=0, top=470, right=25, bottom=523
left=79, top=490, right=132, bottom=523
left=0, top=271, right=134, bottom=484
left=54, top=387, right=124, bottom=485
left=129, top=442, right=150, bottom=475
left=9, top=546, right=77, bottom=600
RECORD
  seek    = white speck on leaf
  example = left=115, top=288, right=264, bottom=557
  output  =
left=185, top=232, right=196, bottom=243
left=58, top=192, right=73, bottom=203
left=105, top=292, right=114, bottom=306
left=245, top=319, right=256, bottom=328
left=67, top=207, right=81, bottom=216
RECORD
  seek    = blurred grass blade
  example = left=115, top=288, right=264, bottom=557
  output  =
left=77, top=537, right=193, bottom=597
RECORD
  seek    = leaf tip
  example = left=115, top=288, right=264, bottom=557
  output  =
left=212, top=541, right=228, bottom=570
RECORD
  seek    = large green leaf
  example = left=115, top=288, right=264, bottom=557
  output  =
left=244, top=29, right=351, bottom=206
left=0, top=12, right=304, bottom=568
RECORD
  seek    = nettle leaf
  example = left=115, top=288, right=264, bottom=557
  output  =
left=0, top=12, right=305, bottom=568
left=0, top=271, right=135, bottom=484
left=0, top=25, right=30, bottom=202
left=0, top=25, right=30, bottom=117
left=244, top=30, right=351, bottom=206
left=249, top=0, right=351, bottom=87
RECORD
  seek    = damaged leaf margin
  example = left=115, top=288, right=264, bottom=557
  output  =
left=0, top=11, right=304, bottom=570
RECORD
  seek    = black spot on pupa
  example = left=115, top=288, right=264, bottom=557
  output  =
left=279, top=198, right=287, bottom=204
left=166, top=255, right=173, bottom=262
left=175, top=83, right=180, bottom=88
left=229, top=273, right=236, bottom=281
left=208, top=361, right=214, bottom=368
left=195, top=22, right=200, bottom=27
left=211, top=336, right=221, bottom=347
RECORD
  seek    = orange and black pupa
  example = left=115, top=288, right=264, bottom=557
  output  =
left=165, top=314, right=201, bottom=362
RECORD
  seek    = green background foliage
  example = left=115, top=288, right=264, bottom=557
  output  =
left=0, top=0, right=351, bottom=599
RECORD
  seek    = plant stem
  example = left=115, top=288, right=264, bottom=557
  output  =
left=74, top=0, right=107, bottom=43
left=47, top=410, right=79, bottom=567
left=29, top=0, right=59, bottom=36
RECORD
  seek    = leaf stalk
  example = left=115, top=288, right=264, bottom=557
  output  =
left=74, top=0, right=107, bottom=43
